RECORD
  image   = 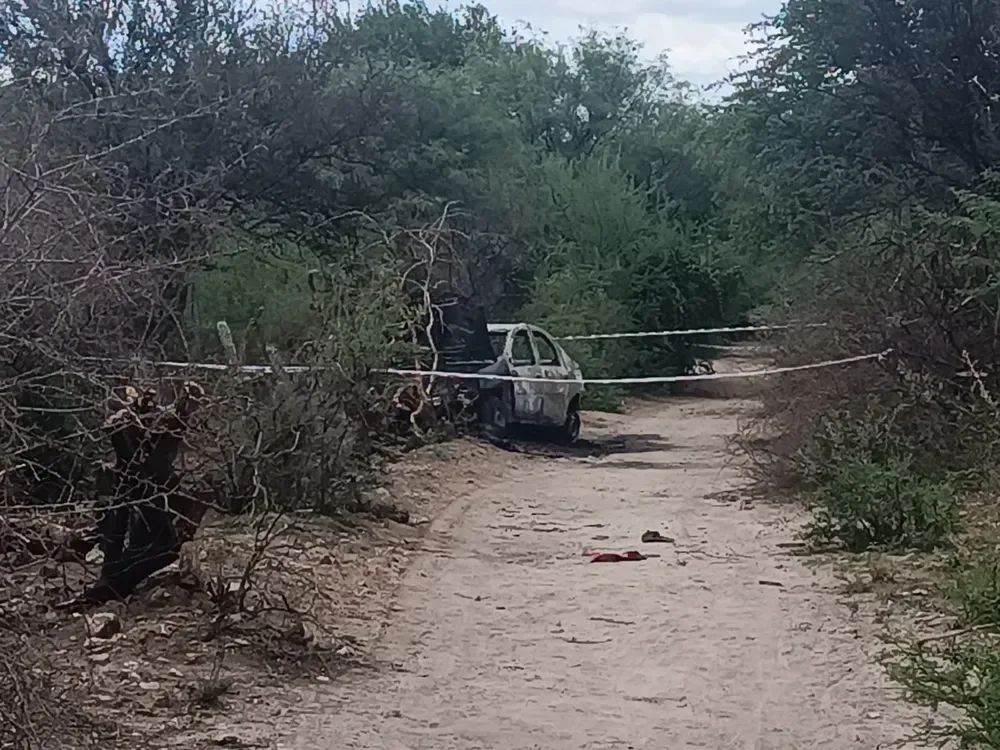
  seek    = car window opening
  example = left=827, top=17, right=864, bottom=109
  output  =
left=511, top=331, right=535, bottom=366
left=533, top=333, right=561, bottom=366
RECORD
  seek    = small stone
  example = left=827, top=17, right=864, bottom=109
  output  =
left=318, top=554, right=333, bottom=565
left=138, top=681, right=160, bottom=691
left=86, top=612, right=122, bottom=639
left=316, top=675, right=330, bottom=683
left=89, top=653, right=111, bottom=663
left=866, top=711, right=882, bottom=720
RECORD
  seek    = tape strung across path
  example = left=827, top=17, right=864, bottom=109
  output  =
left=78, top=321, right=853, bottom=383
left=383, top=351, right=890, bottom=385
left=556, top=322, right=826, bottom=341
left=111, top=350, right=890, bottom=384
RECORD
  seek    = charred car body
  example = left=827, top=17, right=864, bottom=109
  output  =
left=475, top=323, right=584, bottom=441
left=418, top=297, right=585, bottom=442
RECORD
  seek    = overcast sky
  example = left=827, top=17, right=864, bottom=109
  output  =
left=471, top=0, right=785, bottom=92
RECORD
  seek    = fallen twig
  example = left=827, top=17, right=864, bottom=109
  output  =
left=560, top=637, right=612, bottom=645
left=589, top=616, right=635, bottom=626
left=916, top=622, right=1000, bottom=646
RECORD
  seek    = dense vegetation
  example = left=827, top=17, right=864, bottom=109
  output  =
left=4, top=0, right=1000, bottom=745
left=729, top=2, right=1000, bottom=746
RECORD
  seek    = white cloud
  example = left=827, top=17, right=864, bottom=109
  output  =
left=480, top=0, right=781, bottom=89
left=631, top=14, right=749, bottom=83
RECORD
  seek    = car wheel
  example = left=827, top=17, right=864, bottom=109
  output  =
left=481, top=393, right=511, bottom=437
left=560, top=409, right=581, bottom=444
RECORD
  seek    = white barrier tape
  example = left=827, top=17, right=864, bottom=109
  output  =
left=382, top=350, right=891, bottom=385
left=557, top=323, right=826, bottom=341
left=692, top=344, right=766, bottom=351
left=81, top=349, right=888, bottom=383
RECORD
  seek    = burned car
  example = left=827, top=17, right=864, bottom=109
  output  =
left=474, top=323, right=585, bottom=442
left=413, top=296, right=585, bottom=441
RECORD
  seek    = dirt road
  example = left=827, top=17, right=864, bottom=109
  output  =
left=278, top=398, right=920, bottom=749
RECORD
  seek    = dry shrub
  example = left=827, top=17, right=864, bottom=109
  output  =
left=0, top=278, right=417, bottom=744
left=738, top=198, right=1000, bottom=550
left=0, top=73, right=431, bottom=744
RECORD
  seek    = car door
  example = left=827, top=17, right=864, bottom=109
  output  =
left=530, top=328, right=571, bottom=424
left=507, top=327, right=546, bottom=421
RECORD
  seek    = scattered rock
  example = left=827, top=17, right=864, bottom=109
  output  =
left=641, top=530, right=675, bottom=544
left=89, top=652, right=111, bottom=663
left=138, top=681, right=161, bottom=691
left=86, top=612, right=122, bottom=639
left=318, top=554, right=334, bottom=565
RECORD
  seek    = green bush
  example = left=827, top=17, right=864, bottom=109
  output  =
left=888, top=557, right=1000, bottom=748
left=512, top=154, right=752, bottom=412
left=892, top=641, right=1000, bottom=749
left=184, top=234, right=325, bottom=361
left=947, top=558, right=1000, bottom=629
left=519, top=264, right=632, bottom=412
left=805, top=457, right=958, bottom=552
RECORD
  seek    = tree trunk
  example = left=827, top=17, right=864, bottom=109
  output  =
left=83, top=382, right=206, bottom=604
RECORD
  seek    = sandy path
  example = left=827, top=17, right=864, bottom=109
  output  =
left=278, top=398, right=921, bottom=749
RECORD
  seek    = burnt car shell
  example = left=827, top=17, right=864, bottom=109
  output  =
left=475, top=323, right=585, bottom=440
